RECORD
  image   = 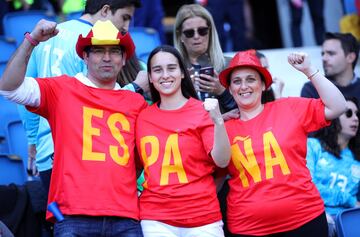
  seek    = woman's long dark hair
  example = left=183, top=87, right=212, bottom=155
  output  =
left=314, top=97, right=360, bottom=161
left=146, top=45, right=198, bottom=103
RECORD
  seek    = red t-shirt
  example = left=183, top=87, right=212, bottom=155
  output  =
left=27, top=76, right=147, bottom=221
left=136, top=98, right=221, bottom=227
left=225, top=97, right=330, bottom=235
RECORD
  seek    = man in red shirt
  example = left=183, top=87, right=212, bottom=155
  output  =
left=0, top=19, right=147, bottom=236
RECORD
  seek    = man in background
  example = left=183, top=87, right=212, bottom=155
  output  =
left=301, top=32, right=360, bottom=102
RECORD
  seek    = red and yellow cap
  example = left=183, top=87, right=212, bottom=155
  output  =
left=76, top=20, right=135, bottom=60
left=219, top=49, right=272, bottom=89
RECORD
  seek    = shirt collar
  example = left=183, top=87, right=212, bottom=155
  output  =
left=74, top=73, right=121, bottom=90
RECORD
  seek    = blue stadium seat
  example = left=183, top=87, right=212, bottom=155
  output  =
left=336, top=207, right=360, bottom=237
left=5, top=119, right=29, bottom=172
left=343, top=0, right=358, bottom=14
left=129, top=27, right=161, bottom=63
left=0, top=36, right=17, bottom=77
left=0, top=97, right=21, bottom=153
left=3, top=10, right=56, bottom=46
left=0, top=153, right=27, bottom=185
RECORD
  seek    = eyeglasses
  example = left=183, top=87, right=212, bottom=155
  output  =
left=89, top=47, right=123, bottom=57
left=345, top=108, right=360, bottom=118
left=182, top=27, right=209, bottom=38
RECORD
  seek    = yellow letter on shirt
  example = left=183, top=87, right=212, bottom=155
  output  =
left=140, top=136, right=160, bottom=188
left=263, top=131, right=290, bottom=179
left=160, top=134, right=188, bottom=186
left=107, top=113, right=130, bottom=166
left=82, top=107, right=105, bottom=161
left=231, top=137, right=261, bottom=188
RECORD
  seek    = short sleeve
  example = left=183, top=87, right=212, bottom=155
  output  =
left=288, top=97, right=331, bottom=133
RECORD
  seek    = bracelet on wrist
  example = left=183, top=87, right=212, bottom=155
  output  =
left=24, top=32, right=39, bottom=46
left=307, top=69, right=319, bottom=80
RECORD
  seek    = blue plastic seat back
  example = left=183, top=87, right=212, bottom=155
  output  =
left=0, top=153, right=27, bottom=185
left=343, top=0, right=358, bottom=14
left=336, top=207, right=360, bottom=237
left=0, top=36, right=17, bottom=77
left=129, top=27, right=161, bottom=63
left=3, top=10, right=56, bottom=46
left=5, top=119, right=29, bottom=173
left=0, top=97, right=21, bottom=153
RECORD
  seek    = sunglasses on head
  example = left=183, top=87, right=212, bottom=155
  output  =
left=182, top=27, right=209, bottom=38
left=345, top=109, right=360, bottom=118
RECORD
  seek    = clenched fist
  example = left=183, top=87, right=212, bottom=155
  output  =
left=30, top=19, right=59, bottom=43
left=288, top=52, right=317, bottom=77
left=204, top=98, right=224, bottom=125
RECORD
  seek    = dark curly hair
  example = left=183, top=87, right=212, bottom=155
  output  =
left=313, top=97, right=360, bottom=161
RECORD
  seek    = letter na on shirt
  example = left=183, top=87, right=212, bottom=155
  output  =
left=231, top=131, right=290, bottom=188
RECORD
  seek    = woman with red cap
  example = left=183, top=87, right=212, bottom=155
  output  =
left=218, top=50, right=347, bottom=237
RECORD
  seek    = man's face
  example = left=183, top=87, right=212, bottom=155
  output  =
left=321, top=39, right=350, bottom=78
left=83, top=46, right=125, bottom=88
left=105, top=6, right=135, bottom=33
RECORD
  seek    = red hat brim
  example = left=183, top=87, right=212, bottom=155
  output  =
left=76, top=31, right=135, bottom=60
left=219, top=64, right=272, bottom=89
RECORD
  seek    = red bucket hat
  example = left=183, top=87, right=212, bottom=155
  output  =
left=219, top=50, right=272, bottom=89
left=76, top=20, right=135, bottom=60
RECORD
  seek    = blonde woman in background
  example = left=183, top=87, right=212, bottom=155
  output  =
left=173, top=4, right=236, bottom=112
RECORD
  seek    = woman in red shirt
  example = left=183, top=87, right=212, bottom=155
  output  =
left=136, top=45, right=231, bottom=236
left=219, top=50, right=346, bottom=237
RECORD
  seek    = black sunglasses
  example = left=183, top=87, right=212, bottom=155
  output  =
left=345, top=109, right=360, bottom=118
left=182, top=27, right=209, bottom=38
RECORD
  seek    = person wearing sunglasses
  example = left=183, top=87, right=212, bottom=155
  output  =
left=173, top=4, right=237, bottom=113
left=306, top=97, right=360, bottom=237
